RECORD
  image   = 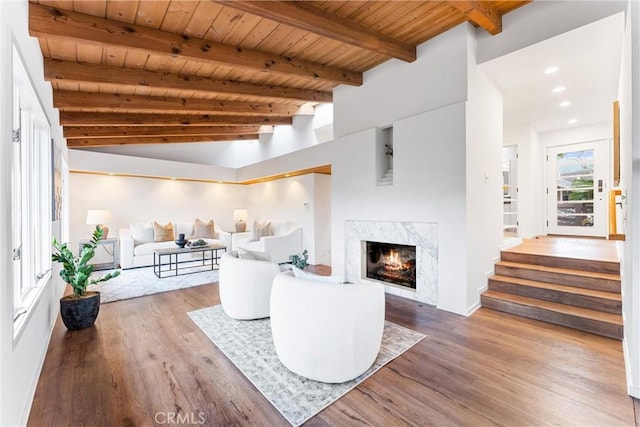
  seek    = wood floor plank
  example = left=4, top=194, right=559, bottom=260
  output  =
left=28, top=275, right=634, bottom=426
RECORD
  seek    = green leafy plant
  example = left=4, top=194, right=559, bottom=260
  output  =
left=290, top=249, right=309, bottom=270
left=52, top=225, right=120, bottom=297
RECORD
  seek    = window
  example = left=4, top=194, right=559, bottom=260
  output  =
left=11, top=44, right=52, bottom=335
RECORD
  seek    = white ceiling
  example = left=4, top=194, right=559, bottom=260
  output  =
left=480, top=12, right=625, bottom=134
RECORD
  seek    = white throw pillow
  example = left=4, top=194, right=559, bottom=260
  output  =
left=253, top=221, right=273, bottom=241
left=130, top=223, right=154, bottom=245
left=238, top=248, right=272, bottom=262
left=292, top=266, right=344, bottom=284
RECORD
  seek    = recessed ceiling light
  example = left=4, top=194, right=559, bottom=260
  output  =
left=544, top=66, right=559, bottom=74
left=568, top=118, right=577, bottom=124
left=559, top=101, right=572, bottom=107
left=552, top=86, right=566, bottom=93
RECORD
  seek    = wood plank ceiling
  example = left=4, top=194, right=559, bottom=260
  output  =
left=28, top=0, right=530, bottom=149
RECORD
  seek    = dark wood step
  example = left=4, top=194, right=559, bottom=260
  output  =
left=488, top=275, right=621, bottom=314
left=481, top=291, right=623, bottom=340
left=500, top=251, right=619, bottom=275
left=495, top=261, right=621, bottom=293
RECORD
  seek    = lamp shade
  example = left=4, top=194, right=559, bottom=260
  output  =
left=86, top=209, right=112, bottom=225
left=233, top=209, right=248, bottom=222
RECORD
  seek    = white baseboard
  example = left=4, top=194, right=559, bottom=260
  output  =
left=499, top=237, right=523, bottom=250
left=623, top=338, right=640, bottom=398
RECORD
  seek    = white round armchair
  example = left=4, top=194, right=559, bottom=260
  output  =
left=219, top=250, right=281, bottom=320
left=270, top=271, right=385, bottom=383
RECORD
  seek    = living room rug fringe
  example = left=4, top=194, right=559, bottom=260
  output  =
left=188, top=305, right=426, bottom=426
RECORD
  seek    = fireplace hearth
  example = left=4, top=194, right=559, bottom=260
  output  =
left=365, top=241, right=417, bottom=289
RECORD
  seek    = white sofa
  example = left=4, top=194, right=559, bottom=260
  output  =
left=270, top=271, right=385, bottom=383
left=234, top=221, right=302, bottom=264
left=119, top=221, right=230, bottom=269
left=219, top=251, right=281, bottom=320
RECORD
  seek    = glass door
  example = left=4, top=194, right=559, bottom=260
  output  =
left=546, top=140, right=608, bottom=237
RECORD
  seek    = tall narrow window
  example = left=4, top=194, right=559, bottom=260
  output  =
left=377, top=126, right=393, bottom=186
left=12, top=45, right=52, bottom=334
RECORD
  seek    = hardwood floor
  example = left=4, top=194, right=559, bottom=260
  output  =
left=29, top=270, right=634, bottom=426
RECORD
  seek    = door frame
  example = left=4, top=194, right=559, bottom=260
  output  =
left=545, top=139, right=610, bottom=237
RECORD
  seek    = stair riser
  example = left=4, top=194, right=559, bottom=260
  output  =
left=488, top=280, right=621, bottom=315
left=495, top=265, right=620, bottom=293
left=501, top=252, right=619, bottom=275
left=481, top=296, right=622, bottom=340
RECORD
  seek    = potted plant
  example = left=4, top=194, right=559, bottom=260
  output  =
left=52, top=226, right=120, bottom=330
left=290, top=249, right=309, bottom=270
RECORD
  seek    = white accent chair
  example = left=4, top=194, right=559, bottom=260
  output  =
left=270, top=271, right=386, bottom=383
left=234, top=221, right=302, bottom=264
left=219, top=251, right=281, bottom=320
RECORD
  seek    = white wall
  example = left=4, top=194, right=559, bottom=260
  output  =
left=332, top=24, right=469, bottom=138
left=476, top=0, right=628, bottom=64
left=68, top=173, right=247, bottom=246
left=504, top=124, right=544, bottom=237
left=246, top=174, right=331, bottom=265
left=465, top=33, right=504, bottom=310
left=0, top=1, right=66, bottom=425
left=313, top=174, right=332, bottom=265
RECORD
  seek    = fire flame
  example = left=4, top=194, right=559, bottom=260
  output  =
left=385, top=250, right=405, bottom=271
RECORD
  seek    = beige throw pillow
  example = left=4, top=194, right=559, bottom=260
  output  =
left=153, top=221, right=175, bottom=242
left=191, top=219, right=216, bottom=239
left=253, top=221, right=272, bottom=241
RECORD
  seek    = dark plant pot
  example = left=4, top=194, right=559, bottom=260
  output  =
left=60, top=291, right=101, bottom=330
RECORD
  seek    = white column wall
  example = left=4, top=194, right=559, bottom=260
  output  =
left=465, top=33, right=504, bottom=311
left=620, top=0, right=640, bottom=398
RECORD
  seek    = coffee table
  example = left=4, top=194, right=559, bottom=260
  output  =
left=153, top=244, right=227, bottom=278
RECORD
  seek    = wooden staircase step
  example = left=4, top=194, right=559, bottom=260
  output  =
left=500, top=250, right=619, bottom=275
left=489, top=275, right=621, bottom=314
left=495, top=261, right=620, bottom=293
left=481, top=291, right=623, bottom=340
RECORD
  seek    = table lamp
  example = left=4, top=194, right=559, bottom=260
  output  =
left=86, top=209, right=112, bottom=239
left=233, top=209, right=248, bottom=232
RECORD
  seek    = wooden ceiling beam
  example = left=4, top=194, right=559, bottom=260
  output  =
left=63, top=125, right=261, bottom=139
left=44, top=59, right=333, bottom=103
left=29, top=3, right=362, bottom=86
left=68, top=134, right=259, bottom=148
left=59, top=112, right=292, bottom=127
left=53, top=90, right=303, bottom=116
left=450, top=1, right=502, bottom=35
left=216, top=1, right=416, bottom=62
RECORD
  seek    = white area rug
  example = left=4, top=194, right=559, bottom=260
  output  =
left=89, top=266, right=219, bottom=303
left=189, top=305, right=425, bottom=426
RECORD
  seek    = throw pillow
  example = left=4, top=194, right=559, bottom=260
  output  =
left=292, top=266, right=344, bottom=284
left=238, top=247, right=272, bottom=262
left=153, top=221, right=175, bottom=242
left=191, top=219, right=216, bottom=239
left=130, top=223, right=154, bottom=245
left=253, top=221, right=273, bottom=241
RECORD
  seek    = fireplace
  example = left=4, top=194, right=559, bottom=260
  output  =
left=365, top=241, right=417, bottom=289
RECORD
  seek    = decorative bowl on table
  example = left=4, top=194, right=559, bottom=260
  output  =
left=187, top=239, right=207, bottom=249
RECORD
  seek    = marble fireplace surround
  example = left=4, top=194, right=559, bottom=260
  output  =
left=345, top=220, right=438, bottom=305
